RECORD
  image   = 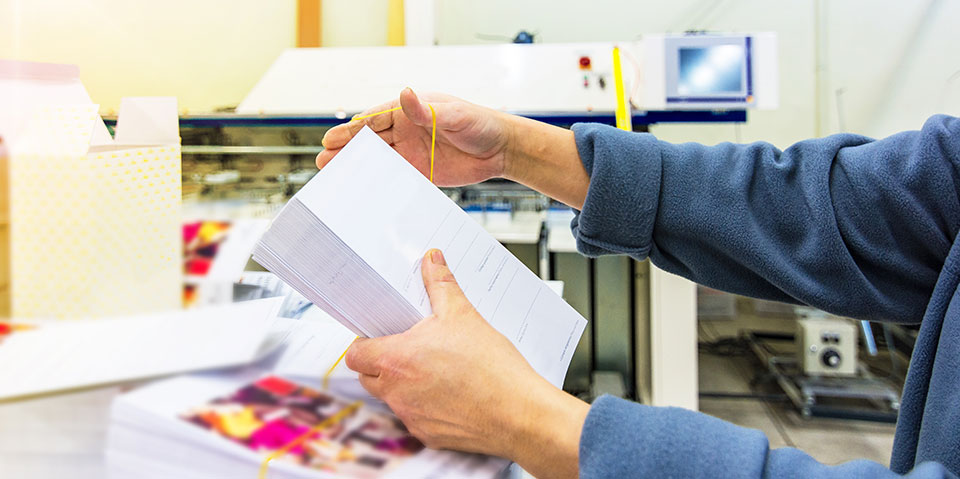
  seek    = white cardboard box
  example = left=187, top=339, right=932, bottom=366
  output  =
left=0, top=60, right=182, bottom=318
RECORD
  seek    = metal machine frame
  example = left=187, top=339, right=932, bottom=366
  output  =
left=746, top=331, right=900, bottom=423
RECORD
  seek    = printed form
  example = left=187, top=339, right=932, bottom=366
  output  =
left=291, top=127, right=586, bottom=387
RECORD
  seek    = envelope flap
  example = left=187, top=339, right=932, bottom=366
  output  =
left=89, top=116, right=115, bottom=147
left=113, top=97, right=180, bottom=146
left=0, top=60, right=94, bottom=149
left=11, top=104, right=100, bottom=156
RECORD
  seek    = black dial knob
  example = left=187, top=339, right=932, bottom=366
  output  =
left=821, top=349, right=842, bottom=368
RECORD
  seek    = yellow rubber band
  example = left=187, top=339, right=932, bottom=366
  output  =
left=349, top=103, right=437, bottom=184
left=428, top=104, right=436, bottom=183
left=351, top=106, right=401, bottom=121
left=257, top=400, right=363, bottom=479
left=323, top=336, right=358, bottom=390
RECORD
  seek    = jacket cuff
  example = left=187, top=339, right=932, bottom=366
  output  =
left=570, top=123, right=662, bottom=259
left=579, top=395, right=769, bottom=478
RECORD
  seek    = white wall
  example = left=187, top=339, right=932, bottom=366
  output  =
left=2, top=0, right=955, bottom=143
left=0, top=0, right=296, bottom=113
left=822, top=0, right=960, bottom=138
left=322, top=0, right=389, bottom=47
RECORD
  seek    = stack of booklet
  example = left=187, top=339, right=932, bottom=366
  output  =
left=107, top=371, right=506, bottom=479
left=106, top=314, right=509, bottom=478
left=254, top=126, right=586, bottom=387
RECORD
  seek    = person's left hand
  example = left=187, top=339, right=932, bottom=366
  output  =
left=344, top=249, right=588, bottom=479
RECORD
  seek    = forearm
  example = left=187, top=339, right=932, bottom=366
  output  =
left=502, top=114, right=590, bottom=209
left=570, top=118, right=960, bottom=323
left=501, top=376, right=589, bottom=479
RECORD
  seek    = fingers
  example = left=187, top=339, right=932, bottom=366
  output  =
left=358, top=373, right=383, bottom=398
left=317, top=129, right=394, bottom=169
left=320, top=124, right=354, bottom=151
left=344, top=337, right=385, bottom=376
left=318, top=87, right=473, bottom=170
left=316, top=148, right=338, bottom=169
left=319, top=87, right=467, bottom=165
left=320, top=119, right=376, bottom=150
left=355, top=98, right=401, bottom=121
left=421, top=249, right=471, bottom=316
left=321, top=99, right=399, bottom=151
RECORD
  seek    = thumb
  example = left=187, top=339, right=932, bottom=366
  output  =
left=400, top=88, right=460, bottom=131
left=421, top=249, right=471, bottom=317
left=400, top=87, right=433, bottom=128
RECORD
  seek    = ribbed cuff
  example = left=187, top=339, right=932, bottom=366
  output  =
left=570, top=123, right=662, bottom=259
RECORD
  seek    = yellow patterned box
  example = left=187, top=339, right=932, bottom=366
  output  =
left=6, top=98, right=182, bottom=318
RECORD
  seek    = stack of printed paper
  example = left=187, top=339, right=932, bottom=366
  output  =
left=253, top=126, right=586, bottom=387
left=106, top=372, right=507, bottom=479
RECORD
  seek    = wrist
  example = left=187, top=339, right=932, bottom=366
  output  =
left=498, top=114, right=589, bottom=209
left=502, top=377, right=589, bottom=479
left=500, top=114, right=548, bottom=184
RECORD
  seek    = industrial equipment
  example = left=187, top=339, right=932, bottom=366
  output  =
left=796, top=317, right=858, bottom=377
left=746, top=320, right=900, bottom=422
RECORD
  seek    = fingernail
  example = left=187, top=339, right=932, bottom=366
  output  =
left=430, top=249, right=445, bottom=265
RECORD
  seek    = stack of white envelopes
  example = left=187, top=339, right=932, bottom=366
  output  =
left=0, top=298, right=284, bottom=401
left=254, top=126, right=586, bottom=387
left=254, top=198, right=421, bottom=337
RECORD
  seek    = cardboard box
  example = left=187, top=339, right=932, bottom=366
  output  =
left=0, top=60, right=182, bottom=318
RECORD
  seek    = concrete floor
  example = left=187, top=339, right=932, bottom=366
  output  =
left=698, top=311, right=898, bottom=466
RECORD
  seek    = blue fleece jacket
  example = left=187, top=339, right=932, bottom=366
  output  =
left=569, top=115, right=960, bottom=478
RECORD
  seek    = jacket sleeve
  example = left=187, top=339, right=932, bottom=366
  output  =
left=580, top=395, right=957, bottom=479
left=570, top=115, right=960, bottom=323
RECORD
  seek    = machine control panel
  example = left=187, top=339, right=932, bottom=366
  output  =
left=797, top=318, right=858, bottom=377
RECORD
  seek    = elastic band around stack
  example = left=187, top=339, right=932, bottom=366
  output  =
left=323, top=336, right=358, bottom=390
left=257, top=400, right=363, bottom=479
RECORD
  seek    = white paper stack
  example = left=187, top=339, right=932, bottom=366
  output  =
left=0, top=298, right=284, bottom=401
left=254, top=126, right=586, bottom=387
left=106, top=371, right=507, bottom=479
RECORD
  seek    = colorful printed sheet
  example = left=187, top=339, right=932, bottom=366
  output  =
left=180, top=376, right=423, bottom=479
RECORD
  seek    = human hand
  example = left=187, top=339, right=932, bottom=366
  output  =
left=317, top=88, right=513, bottom=187
left=344, top=249, right=588, bottom=479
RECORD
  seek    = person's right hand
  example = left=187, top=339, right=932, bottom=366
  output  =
left=317, top=88, right=513, bottom=187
